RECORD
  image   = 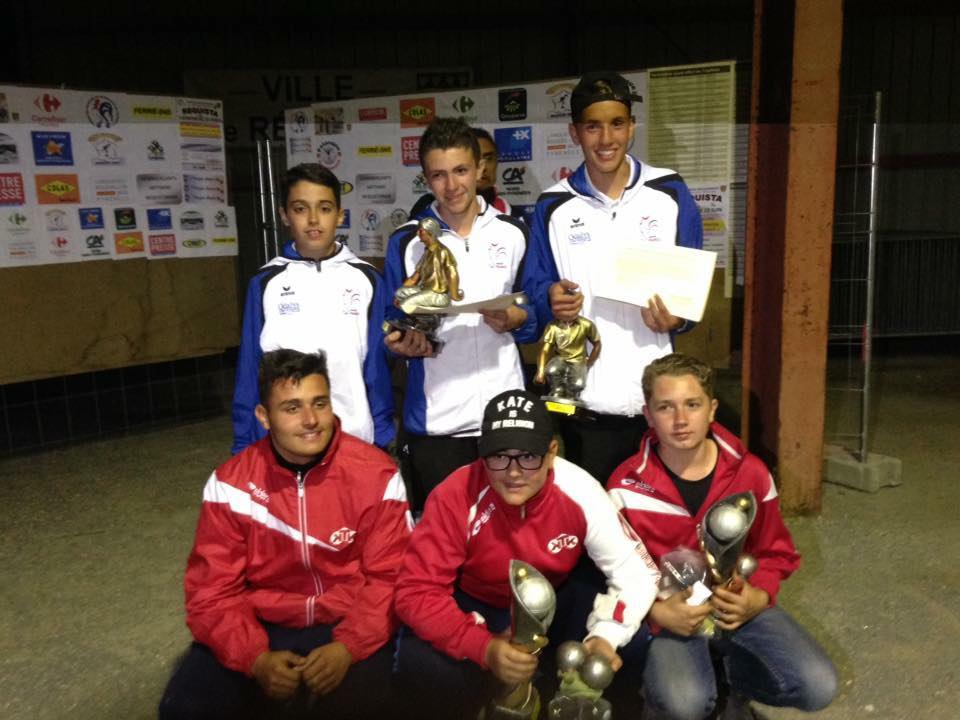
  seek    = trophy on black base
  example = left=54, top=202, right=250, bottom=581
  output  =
left=534, top=317, right=601, bottom=416
left=697, top=491, right=759, bottom=636
left=481, top=560, right=557, bottom=720
left=546, top=641, right=615, bottom=720
left=383, top=217, right=463, bottom=354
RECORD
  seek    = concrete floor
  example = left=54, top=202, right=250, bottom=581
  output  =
left=1, top=354, right=957, bottom=719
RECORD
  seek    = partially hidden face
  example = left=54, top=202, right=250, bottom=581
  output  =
left=477, top=136, right=498, bottom=192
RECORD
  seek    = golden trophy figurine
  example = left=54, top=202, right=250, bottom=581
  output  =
left=534, top=317, right=601, bottom=415
left=384, top=217, right=464, bottom=353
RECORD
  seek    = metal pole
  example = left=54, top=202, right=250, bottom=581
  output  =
left=859, top=91, right=881, bottom=462
left=254, top=140, right=271, bottom=265
left=264, top=140, right=280, bottom=259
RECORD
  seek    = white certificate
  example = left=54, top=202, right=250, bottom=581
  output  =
left=415, top=291, right=527, bottom=315
left=590, top=244, right=717, bottom=321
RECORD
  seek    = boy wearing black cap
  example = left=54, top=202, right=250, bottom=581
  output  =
left=393, top=389, right=660, bottom=718
left=522, top=71, right=705, bottom=485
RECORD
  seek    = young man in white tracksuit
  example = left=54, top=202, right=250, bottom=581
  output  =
left=522, top=71, right=705, bottom=485
left=384, top=117, right=538, bottom=512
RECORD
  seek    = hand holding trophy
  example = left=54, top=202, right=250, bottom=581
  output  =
left=482, top=560, right=556, bottom=720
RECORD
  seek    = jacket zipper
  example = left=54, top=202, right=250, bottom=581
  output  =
left=296, top=471, right=323, bottom=622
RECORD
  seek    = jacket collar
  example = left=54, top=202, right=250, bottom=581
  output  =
left=567, top=155, right=642, bottom=203
left=278, top=239, right=357, bottom=266
left=257, top=417, right=345, bottom=481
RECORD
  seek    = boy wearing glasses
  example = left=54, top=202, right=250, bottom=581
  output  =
left=393, top=389, right=660, bottom=718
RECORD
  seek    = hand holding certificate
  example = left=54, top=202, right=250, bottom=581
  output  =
left=589, top=243, right=717, bottom=322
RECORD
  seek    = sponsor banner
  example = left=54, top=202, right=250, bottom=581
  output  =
left=207, top=205, right=238, bottom=256
left=78, top=206, right=105, bottom=230
left=183, top=174, right=226, bottom=204
left=148, top=233, right=177, bottom=258
left=401, top=136, right=421, bottom=167
left=146, top=207, right=173, bottom=231
left=79, top=230, right=112, bottom=261
left=136, top=173, right=183, bottom=204
left=0, top=85, right=228, bottom=266
left=35, top=173, right=80, bottom=204
left=285, top=108, right=314, bottom=163
left=90, top=174, right=131, bottom=204
left=84, top=94, right=123, bottom=129
left=0, top=207, right=37, bottom=265
left=0, top=172, right=26, bottom=205
left=113, top=230, right=145, bottom=258
left=543, top=125, right=581, bottom=159
left=357, top=144, right=392, bottom=159
left=176, top=98, right=223, bottom=124
left=399, top=97, right=436, bottom=128
left=31, top=131, right=74, bottom=166
left=498, top=88, right=527, bottom=121
left=86, top=131, right=126, bottom=167
left=494, top=126, right=533, bottom=162
left=2, top=86, right=86, bottom=127
left=358, top=106, right=388, bottom=122
left=0, top=129, right=23, bottom=165
left=356, top=173, right=396, bottom=204
left=127, top=95, right=176, bottom=124
left=173, top=204, right=212, bottom=258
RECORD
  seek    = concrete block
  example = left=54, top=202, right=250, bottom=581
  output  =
left=823, top=444, right=903, bottom=492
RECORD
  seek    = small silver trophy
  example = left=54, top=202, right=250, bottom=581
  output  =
left=547, top=641, right=614, bottom=720
left=483, top=560, right=557, bottom=720
left=697, top=491, right=759, bottom=636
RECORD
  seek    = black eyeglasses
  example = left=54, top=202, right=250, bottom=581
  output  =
left=483, top=453, right=545, bottom=471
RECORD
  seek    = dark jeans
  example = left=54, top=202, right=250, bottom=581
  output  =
left=394, top=569, right=635, bottom=720
left=559, top=411, right=648, bottom=484
left=400, top=431, right=479, bottom=513
left=158, top=622, right=395, bottom=720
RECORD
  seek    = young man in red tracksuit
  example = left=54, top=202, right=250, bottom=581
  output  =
left=159, top=349, right=411, bottom=720
left=607, top=353, right=837, bottom=719
left=393, top=388, right=660, bottom=718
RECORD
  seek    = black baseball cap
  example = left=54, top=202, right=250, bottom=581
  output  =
left=570, top=71, right=642, bottom=122
left=478, top=390, right=554, bottom=457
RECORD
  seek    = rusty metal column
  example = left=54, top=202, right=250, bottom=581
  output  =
left=742, top=0, right=842, bottom=513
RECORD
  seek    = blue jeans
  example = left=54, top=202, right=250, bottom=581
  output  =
left=642, top=606, right=838, bottom=720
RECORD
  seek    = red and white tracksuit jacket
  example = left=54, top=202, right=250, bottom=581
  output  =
left=394, top=456, right=660, bottom=668
left=184, top=428, right=411, bottom=676
left=606, top=422, right=800, bottom=608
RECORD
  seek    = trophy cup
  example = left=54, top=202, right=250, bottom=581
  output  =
left=546, top=641, right=614, bottom=720
left=482, top=560, right=557, bottom=720
left=534, top=317, right=601, bottom=416
left=383, top=217, right=464, bottom=354
left=697, top=492, right=759, bottom=637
